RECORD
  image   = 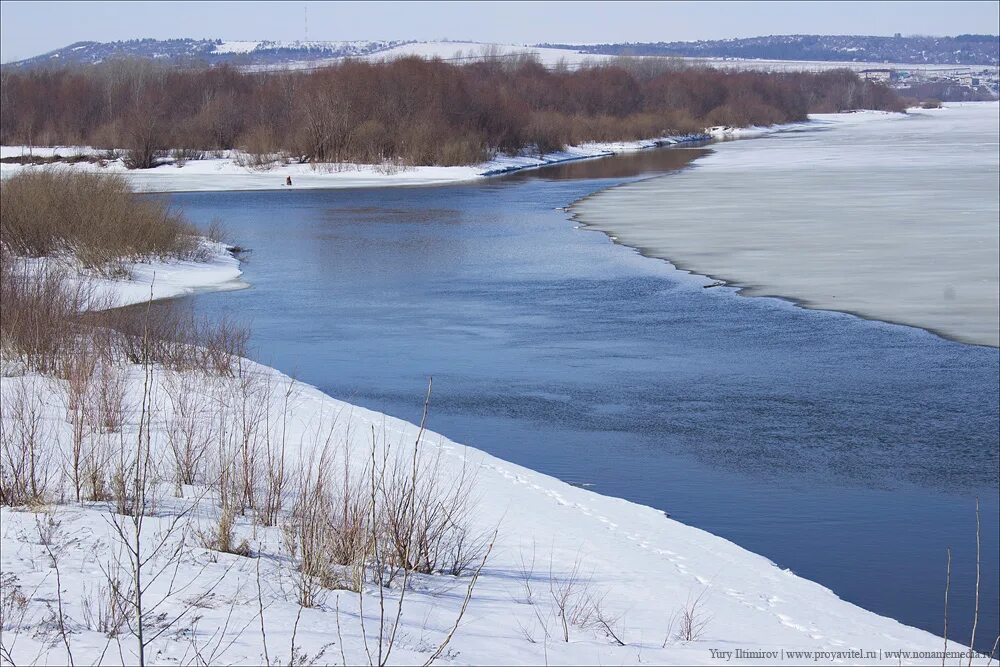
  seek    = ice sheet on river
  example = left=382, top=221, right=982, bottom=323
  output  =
left=573, top=104, right=1000, bottom=347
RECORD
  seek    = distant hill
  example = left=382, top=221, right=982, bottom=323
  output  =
left=538, top=34, right=1000, bottom=66
left=4, top=38, right=411, bottom=68
left=6, top=34, right=998, bottom=70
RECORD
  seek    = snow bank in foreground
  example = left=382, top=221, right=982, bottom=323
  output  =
left=0, top=134, right=708, bottom=194
left=0, top=257, right=969, bottom=665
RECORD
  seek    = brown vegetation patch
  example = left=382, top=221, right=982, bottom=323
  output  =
left=0, top=170, right=202, bottom=273
left=0, top=58, right=905, bottom=167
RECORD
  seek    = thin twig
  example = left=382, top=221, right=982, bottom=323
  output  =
left=944, top=546, right=951, bottom=667
left=257, top=556, right=270, bottom=666
left=969, top=496, right=980, bottom=665
left=421, top=526, right=497, bottom=666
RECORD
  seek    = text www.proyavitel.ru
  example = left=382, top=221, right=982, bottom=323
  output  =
left=709, top=647, right=991, bottom=662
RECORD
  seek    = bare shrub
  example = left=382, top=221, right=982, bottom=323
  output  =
left=523, top=111, right=572, bottom=155
left=589, top=593, right=626, bottom=646
left=56, top=339, right=98, bottom=503
left=0, top=376, right=53, bottom=506
left=664, top=588, right=711, bottom=644
left=547, top=555, right=593, bottom=642
left=328, top=460, right=371, bottom=581
left=200, top=505, right=250, bottom=557
left=96, top=301, right=248, bottom=376
left=170, top=147, right=204, bottom=166
left=82, top=432, right=115, bottom=502
left=198, top=317, right=250, bottom=376
left=234, top=125, right=284, bottom=170
left=81, top=567, right=128, bottom=637
left=205, top=219, right=228, bottom=244
left=354, top=382, right=497, bottom=666
left=229, top=362, right=269, bottom=515
left=34, top=510, right=76, bottom=664
left=0, top=170, right=200, bottom=272
left=514, top=549, right=625, bottom=646
left=380, top=441, right=482, bottom=576
left=108, top=352, right=159, bottom=518
left=282, top=400, right=489, bottom=615
left=514, top=544, right=538, bottom=605
left=370, top=383, right=487, bottom=578
left=0, top=262, right=88, bottom=373
left=91, top=359, right=128, bottom=434
left=100, top=330, right=220, bottom=667
left=284, top=442, right=360, bottom=607
left=0, top=573, right=30, bottom=632
left=163, top=371, right=213, bottom=490
left=209, top=387, right=240, bottom=513
left=201, top=388, right=253, bottom=562
left=435, top=138, right=487, bottom=166
left=256, top=378, right=296, bottom=528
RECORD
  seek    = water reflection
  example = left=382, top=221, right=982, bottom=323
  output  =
left=500, top=145, right=710, bottom=181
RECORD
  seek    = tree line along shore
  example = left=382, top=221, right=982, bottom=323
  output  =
left=0, top=56, right=905, bottom=168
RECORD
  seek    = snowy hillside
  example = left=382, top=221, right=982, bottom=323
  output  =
left=5, top=35, right=1000, bottom=69
left=7, top=36, right=991, bottom=73
left=5, top=38, right=411, bottom=68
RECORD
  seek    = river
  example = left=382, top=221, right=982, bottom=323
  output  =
left=170, top=112, right=999, bottom=649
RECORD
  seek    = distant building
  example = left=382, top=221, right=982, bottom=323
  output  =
left=958, top=75, right=981, bottom=87
left=860, top=68, right=895, bottom=82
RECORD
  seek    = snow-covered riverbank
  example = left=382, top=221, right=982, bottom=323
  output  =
left=0, top=134, right=708, bottom=194
left=0, top=248, right=977, bottom=665
left=9, top=241, right=247, bottom=307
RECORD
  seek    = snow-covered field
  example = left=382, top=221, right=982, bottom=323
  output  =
left=251, top=39, right=982, bottom=74
left=1, top=243, right=982, bottom=665
left=212, top=39, right=406, bottom=57
left=0, top=135, right=707, bottom=194
left=279, top=40, right=989, bottom=77
left=364, top=41, right=609, bottom=67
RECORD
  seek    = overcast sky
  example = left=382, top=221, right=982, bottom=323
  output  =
left=1, top=0, right=997, bottom=63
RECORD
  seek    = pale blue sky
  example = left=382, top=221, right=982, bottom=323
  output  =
left=1, top=1, right=997, bottom=63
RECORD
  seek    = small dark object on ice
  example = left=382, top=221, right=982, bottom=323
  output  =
left=704, top=280, right=725, bottom=288
left=285, top=176, right=292, bottom=186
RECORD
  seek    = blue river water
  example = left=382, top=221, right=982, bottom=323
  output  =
left=168, top=146, right=999, bottom=649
